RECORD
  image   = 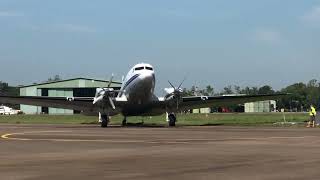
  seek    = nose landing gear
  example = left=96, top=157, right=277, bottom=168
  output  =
left=100, top=113, right=109, bottom=128
left=167, top=113, right=177, bottom=127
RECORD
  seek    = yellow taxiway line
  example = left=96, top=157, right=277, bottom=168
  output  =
left=1, top=131, right=72, bottom=141
left=1, top=133, right=30, bottom=141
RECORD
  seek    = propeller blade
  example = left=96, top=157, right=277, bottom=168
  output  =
left=168, top=81, right=175, bottom=89
left=107, top=74, right=114, bottom=88
left=178, top=77, right=186, bottom=89
left=108, top=96, right=116, bottom=110
left=121, top=75, right=125, bottom=82
left=166, top=79, right=185, bottom=110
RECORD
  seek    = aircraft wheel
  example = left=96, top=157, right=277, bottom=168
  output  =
left=101, top=114, right=109, bottom=128
left=168, top=113, right=176, bottom=127
left=122, top=117, right=127, bottom=126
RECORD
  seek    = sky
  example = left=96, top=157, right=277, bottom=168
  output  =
left=0, top=0, right=320, bottom=94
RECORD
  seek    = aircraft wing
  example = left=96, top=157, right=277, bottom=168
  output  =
left=178, top=94, right=287, bottom=111
left=0, top=95, right=97, bottom=113
left=0, top=94, right=287, bottom=116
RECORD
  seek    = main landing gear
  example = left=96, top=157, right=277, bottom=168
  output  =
left=100, top=113, right=177, bottom=128
left=167, top=113, right=177, bottom=127
left=122, top=117, right=127, bottom=126
left=100, top=115, right=127, bottom=128
left=100, top=114, right=109, bottom=128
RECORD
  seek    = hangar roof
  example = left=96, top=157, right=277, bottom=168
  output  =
left=19, top=78, right=122, bottom=89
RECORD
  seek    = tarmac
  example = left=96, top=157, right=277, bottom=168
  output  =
left=1, top=124, right=320, bottom=180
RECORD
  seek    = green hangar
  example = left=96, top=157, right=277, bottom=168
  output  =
left=19, top=78, right=122, bottom=114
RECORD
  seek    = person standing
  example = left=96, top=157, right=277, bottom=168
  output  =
left=307, top=105, right=317, bottom=128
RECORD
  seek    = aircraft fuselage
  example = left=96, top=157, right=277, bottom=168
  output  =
left=118, top=63, right=159, bottom=116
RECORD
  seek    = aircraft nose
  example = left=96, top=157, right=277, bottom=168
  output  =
left=140, top=71, right=155, bottom=83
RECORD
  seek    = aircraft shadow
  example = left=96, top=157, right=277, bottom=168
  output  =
left=75, top=122, right=225, bottom=128
left=80, top=122, right=166, bottom=128
left=123, top=122, right=166, bottom=128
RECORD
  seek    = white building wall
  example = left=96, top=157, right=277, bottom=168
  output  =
left=20, top=86, right=41, bottom=114
left=193, top=108, right=211, bottom=114
left=48, top=89, right=73, bottom=114
left=245, top=100, right=276, bottom=113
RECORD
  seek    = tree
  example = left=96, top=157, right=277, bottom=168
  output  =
left=0, top=81, right=19, bottom=109
left=205, top=85, right=214, bottom=96
left=182, top=88, right=194, bottom=97
left=0, top=81, right=9, bottom=92
left=222, top=85, right=233, bottom=94
left=179, top=79, right=320, bottom=111
left=0, top=81, right=18, bottom=96
left=278, top=82, right=308, bottom=111
left=306, top=79, right=320, bottom=108
left=258, top=85, right=275, bottom=95
left=239, top=86, right=259, bottom=95
left=54, top=75, right=62, bottom=81
left=234, top=86, right=241, bottom=94
left=307, top=79, right=317, bottom=88
left=46, top=75, right=62, bottom=83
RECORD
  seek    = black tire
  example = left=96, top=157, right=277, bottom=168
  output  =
left=168, top=114, right=176, bottom=127
left=100, top=115, right=109, bottom=128
left=122, top=119, right=127, bottom=126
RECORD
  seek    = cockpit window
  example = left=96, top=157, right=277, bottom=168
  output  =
left=146, top=67, right=153, bottom=71
left=135, top=67, right=144, bottom=71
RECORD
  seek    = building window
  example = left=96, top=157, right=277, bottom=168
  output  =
left=73, top=88, right=97, bottom=97
left=42, top=107, right=49, bottom=114
left=41, top=89, right=48, bottom=96
left=41, top=89, right=49, bottom=114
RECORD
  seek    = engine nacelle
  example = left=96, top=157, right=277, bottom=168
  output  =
left=93, top=88, right=117, bottom=110
left=164, top=87, right=175, bottom=94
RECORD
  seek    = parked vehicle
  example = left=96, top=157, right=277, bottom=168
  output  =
left=0, top=106, right=16, bottom=115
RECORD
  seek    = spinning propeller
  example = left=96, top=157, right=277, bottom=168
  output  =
left=165, top=78, right=186, bottom=109
left=93, top=74, right=118, bottom=109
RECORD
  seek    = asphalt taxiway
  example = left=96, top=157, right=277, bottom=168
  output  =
left=1, top=124, right=320, bottom=180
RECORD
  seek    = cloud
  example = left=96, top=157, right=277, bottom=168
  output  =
left=301, top=6, right=320, bottom=23
left=0, top=11, right=24, bottom=17
left=252, top=28, right=282, bottom=44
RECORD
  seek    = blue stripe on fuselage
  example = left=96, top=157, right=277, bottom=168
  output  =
left=123, top=74, right=140, bottom=91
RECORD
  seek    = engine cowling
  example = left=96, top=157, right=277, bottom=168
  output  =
left=164, top=87, right=183, bottom=110
left=93, top=88, right=116, bottom=110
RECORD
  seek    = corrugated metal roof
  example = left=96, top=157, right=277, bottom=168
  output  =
left=19, top=78, right=122, bottom=88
